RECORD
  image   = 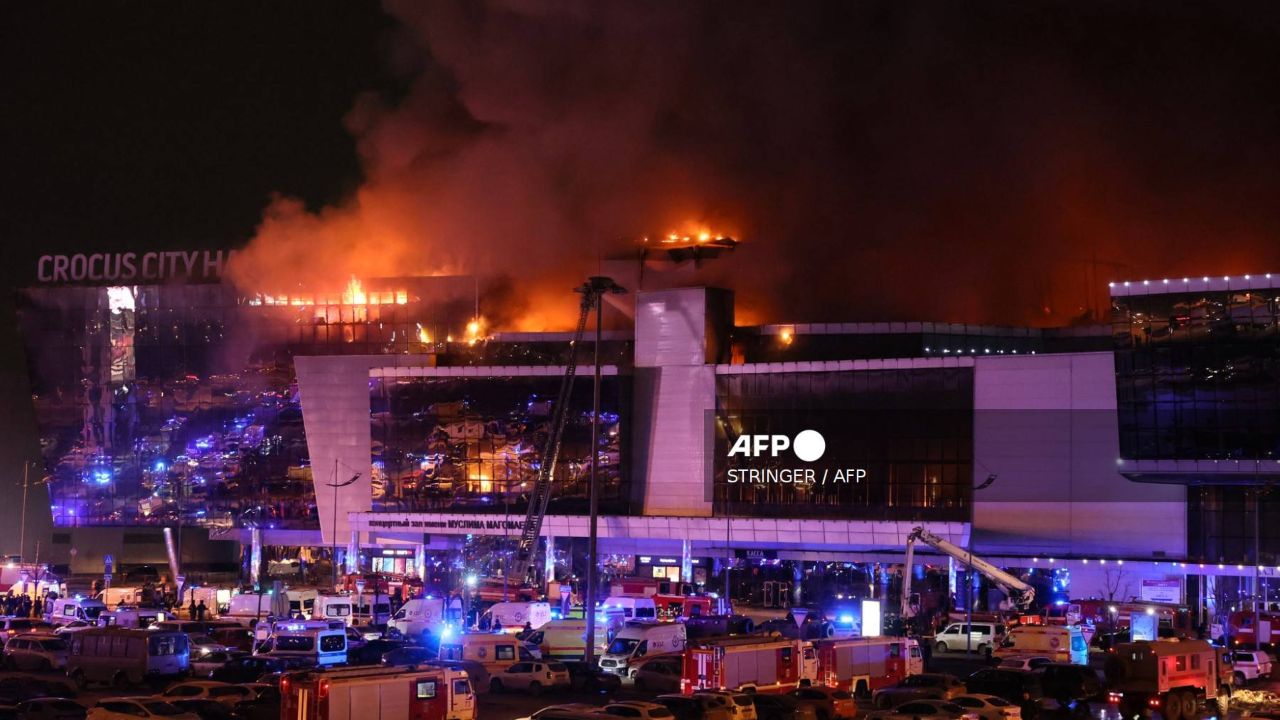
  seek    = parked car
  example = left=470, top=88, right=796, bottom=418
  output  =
left=950, top=695, right=1022, bottom=720
left=15, top=698, right=87, bottom=720
left=380, top=645, right=434, bottom=666
left=562, top=660, right=624, bottom=693
left=186, top=635, right=230, bottom=657
left=52, top=622, right=93, bottom=636
left=630, top=654, right=683, bottom=693
left=4, top=634, right=67, bottom=670
left=161, top=681, right=255, bottom=707
left=964, top=668, right=1042, bottom=720
left=933, top=623, right=1004, bottom=655
left=189, top=651, right=246, bottom=678
left=786, top=688, right=855, bottom=720
left=227, top=685, right=279, bottom=720
left=1229, top=650, right=1274, bottom=685
left=655, top=695, right=733, bottom=720
left=751, top=695, right=819, bottom=720
left=873, top=674, right=966, bottom=708
left=602, top=702, right=677, bottom=720
left=165, top=699, right=234, bottom=720
left=208, top=656, right=297, bottom=683
left=996, top=656, right=1052, bottom=672
left=87, top=699, right=197, bottom=720
left=490, top=661, right=572, bottom=695
left=347, top=639, right=403, bottom=665
left=1034, top=664, right=1101, bottom=710
left=524, top=709, right=610, bottom=720
left=695, top=693, right=758, bottom=720
left=865, top=700, right=979, bottom=720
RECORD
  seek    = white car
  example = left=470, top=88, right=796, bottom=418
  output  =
left=161, top=681, right=257, bottom=706
left=866, top=700, right=981, bottom=720
left=188, top=650, right=243, bottom=678
left=53, top=620, right=94, bottom=635
left=997, top=656, right=1053, bottom=672
left=693, top=692, right=758, bottom=720
left=490, top=661, right=573, bottom=695
left=602, top=702, right=677, bottom=720
left=1229, top=650, right=1274, bottom=684
left=89, top=699, right=200, bottom=720
left=3, top=634, right=68, bottom=670
left=950, top=695, right=1022, bottom=720
left=186, top=634, right=230, bottom=656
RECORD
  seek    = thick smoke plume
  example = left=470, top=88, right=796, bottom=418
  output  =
left=229, top=1, right=1280, bottom=329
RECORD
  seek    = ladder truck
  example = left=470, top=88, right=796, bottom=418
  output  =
left=900, top=526, right=1035, bottom=621
left=510, top=277, right=624, bottom=584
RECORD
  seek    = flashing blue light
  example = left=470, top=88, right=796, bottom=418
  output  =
left=91, top=469, right=112, bottom=485
left=153, top=460, right=167, bottom=473
left=1055, top=600, right=1067, bottom=606
left=441, top=627, right=453, bottom=639
left=839, top=614, right=855, bottom=625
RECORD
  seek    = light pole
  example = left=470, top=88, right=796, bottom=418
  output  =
left=582, top=276, right=625, bottom=666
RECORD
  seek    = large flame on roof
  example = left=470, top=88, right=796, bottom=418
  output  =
left=249, top=275, right=409, bottom=307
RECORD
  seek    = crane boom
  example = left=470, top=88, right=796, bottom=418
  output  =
left=900, top=526, right=1035, bottom=619
left=511, top=289, right=593, bottom=582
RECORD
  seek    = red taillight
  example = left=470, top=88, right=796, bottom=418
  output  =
left=1107, top=692, right=1122, bottom=704
left=1148, top=697, right=1161, bottom=708
left=281, top=677, right=291, bottom=694
left=319, top=680, right=330, bottom=700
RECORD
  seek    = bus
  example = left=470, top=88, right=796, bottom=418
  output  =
left=66, top=628, right=189, bottom=688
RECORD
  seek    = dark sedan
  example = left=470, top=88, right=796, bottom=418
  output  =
left=561, top=660, right=623, bottom=693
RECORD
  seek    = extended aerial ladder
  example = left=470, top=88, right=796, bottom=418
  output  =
left=900, top=526, right=1035, bottom=619
left=511, top=277, right=623, bottom=582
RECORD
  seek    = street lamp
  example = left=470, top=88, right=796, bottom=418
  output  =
left=581, top=276, right=625, bottom=666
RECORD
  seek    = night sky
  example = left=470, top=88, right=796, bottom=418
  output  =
left=4, top=1, right=1280, bottom=548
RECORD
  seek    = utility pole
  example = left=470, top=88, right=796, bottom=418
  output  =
left=19, top=462, right=31, bottom=560
left=582, top=276, right=625, bottom=666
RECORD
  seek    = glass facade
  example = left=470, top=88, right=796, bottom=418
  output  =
left=713, top=368, right=973, bottom=520
left=736, top=326, right=1109, bottom=364
left=1112, top=287, right=1280, bottom=461
left=370, top=375, right=629, bottom=515
left=16, top=279, right=474, bottom=528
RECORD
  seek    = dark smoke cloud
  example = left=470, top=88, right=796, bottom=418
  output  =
left=229, top=0, right=1280, bottom=330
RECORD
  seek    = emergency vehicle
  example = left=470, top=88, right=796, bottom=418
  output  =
left=1225, top=610, right=1280, bottom=648
left=610, top=578, right=694, bottom=598
left=682, top=636, right=817, bottom=694
left=281, top=664, right=475, bottom=720
left=813, top=636, right=923, bottom=696
left=994, top=625, right=1089, bottom=665
left=1075, top=600, right=1193, bottom=637
left=525, top=617, right=617, bottom=659
left=599, top=621, right=688, bottom=675
left=438, top=633, right=539, bottom=677
left=479, top=602, right=552, bottom=632
left=654, top=594, right=715, bottom=619
left=1104, top=639, right=1229, bottom=720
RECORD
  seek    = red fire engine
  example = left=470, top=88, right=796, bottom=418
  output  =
left=682, top=636, right=817, bottom=694
left=1104, top=639, right=1228, bottom=720
left=813, top=636, right=923, bottom=696
left=281, top=665, right=475, bottom=720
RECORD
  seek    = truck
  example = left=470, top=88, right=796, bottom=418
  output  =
left=813, top=636, right=923, bottom=696
left=902, top=527, right=1034, bottom=621
left=280, top=664, right=476, bottom=720
left=99, top=586, right=145, bottom=607
left=682, top=636, right=817, bottom=694
left=1104, top=639, right=1229, bottom=720
left=599, top=621, right=687, bottom=676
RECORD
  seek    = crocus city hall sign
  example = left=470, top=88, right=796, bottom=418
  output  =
left=36, top=250, right=233, bottom=284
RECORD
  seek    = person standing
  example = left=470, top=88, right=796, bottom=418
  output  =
left=195, top=600, right=207, bottom=621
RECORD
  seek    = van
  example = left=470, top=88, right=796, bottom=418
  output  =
left=525, top=618, right=617, bottom=659
left=391, top=597, right=463, bottom=639
left=438, top=633, right=539, bottom=677
left=600, top=597, right=658, bottom=620
left=97, top=607, right=163, bottom=629
left=933, top=622, right=1004, bottom=655
left=598, top=621, right=687, bottom=675
left=255, top=621, right=348, bottom=667
left=354, top=594, right=393, bottom=626
left=287, top=589, right=319, bottom=618
left=995, top=625, right=1087, bottom=665
left=47, top=597, right=107, bottom=626
left=312, top=594, right=354, bottom=625
left=66, top=627, right=189, bottom=688
left=223, top=592, right=273, bottom=626
left=480, top=602, right=552, bottom=632
left=99, top=586, right=145, bottom=607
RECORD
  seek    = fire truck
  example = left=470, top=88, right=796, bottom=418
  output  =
left=1103, top=639, right=1229, bottom=720
left=281, top=665, right=476, bottom=720
left=1075, top=600, right=1193, bottom=637
left=812, top=636, right=923, bottom=696
left=1224, top=610, right=1280, bottom=648
left=682, top=636, right=817, bottom=694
